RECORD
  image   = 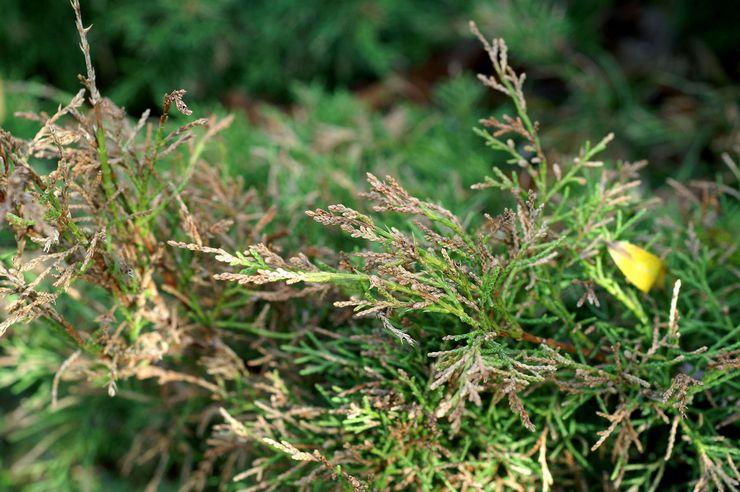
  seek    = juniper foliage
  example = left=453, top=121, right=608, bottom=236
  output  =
left=1, top=4, right=738, bottom=492
left=169, top=23, right=740, bottom=492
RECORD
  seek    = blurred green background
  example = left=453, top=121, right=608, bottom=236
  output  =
left=1, top=0, right=738, bottom=186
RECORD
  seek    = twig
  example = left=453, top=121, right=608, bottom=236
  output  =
left=518, top=330, right=607, bottom=362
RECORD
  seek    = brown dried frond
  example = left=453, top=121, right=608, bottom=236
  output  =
left=362, top=173, right=423, bottom=215
left=515, top=189, right=546, bottom=244
left=693, top=450, right=740, bottom=492
left=217, top=408, right=368, bottom=491
left=306, top=204, right=382, bottom=242
left=70, top=0, right=100, bottom=104
left=352, top=251, right=396, bottom=271
left=415, top=220, right=469, bottom=254
left=430, top=342, right=540, bottom=434
left=119, top=364, right=223, bottom=396
left=481, top=114, right=529, bottom=137
left=163, top=89, right=193, bottom=117
left=50, top=349, right=82, bottom=410
left=664, top=414, right=680, bottom=462
left=574, top=279, right=600, bottom=308
left=503, top=377, right=536, bottom=431
left=661, top=372, right=702, bottom=417
left=378, top=314, right=416, bottom=346
left=158, top=118, right=210, bottom=158
left=172, top=188, right=203, bottom=246
left=387, top=227, right=417, bottom=259
left=591, top=404, right=629, bottom=452
left=707, top=349, right=740, bottom=372
left=469, top=22, right=526, bottom=111
left=167, top=241, right=237, bottom=264
left=590, top=400, right=643, bottom=487
left=122, top=332, right=170, bottom=364
left=261, top=438, right=316, bottom=462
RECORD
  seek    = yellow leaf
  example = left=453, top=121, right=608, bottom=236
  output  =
left=607, top=241, right=665, bottom=293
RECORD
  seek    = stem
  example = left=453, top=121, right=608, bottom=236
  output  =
left=517, top=330, right=607, bottom=362
left=44, top=309, right=87, bottom=349
left=95, top=116, right=121, bottom=233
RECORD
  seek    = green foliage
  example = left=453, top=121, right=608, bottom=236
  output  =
left=182, top=31, right=738, bottom=488
left=1, top=2, right=739, bottom=491
left=0, top=0, right=477, bottom=106
left=3, top=0, right=737, bottom=187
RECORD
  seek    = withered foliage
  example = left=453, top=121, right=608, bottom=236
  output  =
left=1, top=6, right=738, bottom=492
left=1, top=2, right=290, bottom=490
